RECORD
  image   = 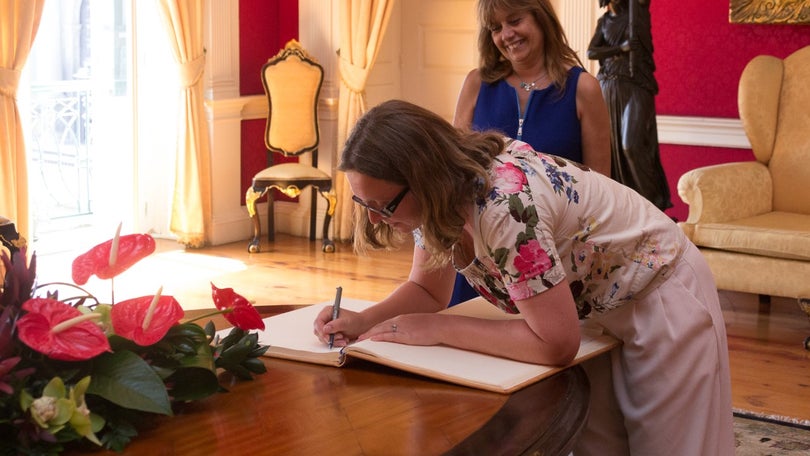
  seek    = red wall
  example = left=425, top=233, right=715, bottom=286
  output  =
left=650, top=1, right=810, bottom=220
left=239, top=0, right=299, bottom=204
left=239, top=0, right=299, bottom=97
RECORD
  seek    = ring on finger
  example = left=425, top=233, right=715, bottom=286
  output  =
left=392, top=324, right=398, bottom=333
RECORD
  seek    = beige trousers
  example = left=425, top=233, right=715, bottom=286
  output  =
left=573, top=242, right=735, bottom=455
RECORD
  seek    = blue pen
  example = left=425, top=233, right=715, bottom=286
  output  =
left=328, top=286, right=342, bottom=349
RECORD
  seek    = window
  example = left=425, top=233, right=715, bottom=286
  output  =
left=21, top=0, right=178, bottom=252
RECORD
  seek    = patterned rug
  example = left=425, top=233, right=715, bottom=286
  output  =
left=734, top=409, right=810, bottom=455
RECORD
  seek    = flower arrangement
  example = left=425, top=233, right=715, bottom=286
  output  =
left=0, top=227, right=268, bottom=454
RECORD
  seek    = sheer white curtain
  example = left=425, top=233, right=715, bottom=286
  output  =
left=0, top=0, right=45, bottom=243
left=334, top=0, right=395, bottom=241
left=156, top=0, right=212, bottom=247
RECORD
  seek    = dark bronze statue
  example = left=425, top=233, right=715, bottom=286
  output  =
left=0, top=217, right=24, bottom=260
left=587, top=0, right=672, bottom=212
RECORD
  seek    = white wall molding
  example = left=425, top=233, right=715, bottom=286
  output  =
left=558, top=0, right=600, bottom=75
left=204, top=0, right=240, bottom=100
left=657, top=115, right=750, bottom=149
left=236, top=95, right=266, bottom=120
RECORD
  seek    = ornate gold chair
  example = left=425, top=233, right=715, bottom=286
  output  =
left=246, top=40, right=336, bottom=254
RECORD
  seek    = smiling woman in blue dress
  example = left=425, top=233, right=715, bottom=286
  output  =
left=455, top=0, right=610, bottom=175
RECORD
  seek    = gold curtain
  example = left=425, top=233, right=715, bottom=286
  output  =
left=334, top=0, right=395, bottom=241
left=156, top=0, right=212, bottom=248
left=0, top=0, right=45, bottom=244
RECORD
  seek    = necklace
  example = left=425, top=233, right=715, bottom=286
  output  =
left=519, top=73, right=546, bottom=92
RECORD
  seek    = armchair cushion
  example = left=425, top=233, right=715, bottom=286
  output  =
left=689, top=212, right=810, bottom=261
left=254, top=163, right=330, bottom=181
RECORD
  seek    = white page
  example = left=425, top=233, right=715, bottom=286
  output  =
left=253, top=298, right=376, bottom=354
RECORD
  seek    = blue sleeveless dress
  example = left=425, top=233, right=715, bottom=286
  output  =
left=450, top=67, right=586, bottom=306
left=472, top=66, right=583, bottom=163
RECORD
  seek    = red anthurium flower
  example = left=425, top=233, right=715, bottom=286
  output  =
left=72, top=233, right=156, bottom=285
left=16, top=298, right=111, bottom=361
left=111, top=292, right=184, bottom=346
left=210, top=283, right=265, bottom=331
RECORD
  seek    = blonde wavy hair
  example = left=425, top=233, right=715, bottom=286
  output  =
left=338, top=100, right=505, bottom=269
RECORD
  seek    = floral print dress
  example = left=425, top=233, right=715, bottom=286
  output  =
left=456, top=138, right=686, bottom=319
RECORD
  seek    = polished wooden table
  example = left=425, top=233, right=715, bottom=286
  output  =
left=89, top=305, right=591, bottom=456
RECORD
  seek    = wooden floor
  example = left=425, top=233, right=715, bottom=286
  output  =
left=34, top=233, right=810, bottom=423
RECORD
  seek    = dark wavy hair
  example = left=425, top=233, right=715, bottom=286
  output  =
left=338, top=100, right=505, bottom=268
left=476, top=0, right=583, bottom=94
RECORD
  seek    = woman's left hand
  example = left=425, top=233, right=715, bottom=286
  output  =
left=357, top=313, right=442, bottom=346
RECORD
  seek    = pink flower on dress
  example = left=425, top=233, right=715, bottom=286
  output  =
left=111, top=295, right=184, bottom=346
left=493, top=162, right=527, bottom=194
left=512, top=239, right=552, bottom=281
left=508, top=280, right=535, bottom=302
left=72, top=234, right=156, bottom=285
left=16, top=298, right=111, bottom=361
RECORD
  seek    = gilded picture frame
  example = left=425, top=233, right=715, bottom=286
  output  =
left=730, top=0, right=810, bottom=24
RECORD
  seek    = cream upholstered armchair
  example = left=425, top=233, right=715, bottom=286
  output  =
left=677, top=46, right=810, bottom=347
left=245, top=40, right=336, bottom=254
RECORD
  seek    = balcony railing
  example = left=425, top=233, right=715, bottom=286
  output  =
left=27, top=80, right=93, bottom=229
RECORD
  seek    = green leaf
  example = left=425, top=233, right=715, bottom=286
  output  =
left=174, top=341, right=198, bottom=355
left=220, top=336, right=254, bottom=360
left=100, top=417, right=138, bottom=453
left=214, top=333, right=268, bottom=380
left=223, top=364, right=253, bottom=380
left=220, top=327, right=247, bottom=347
left=249, top=345, right=270, bottom=357
left=158, top=334, right=218, bottom=401
left=178, top=336, right=215, bottom=370
left=165, top=367, right=220, bottom=401
left=168, top=322, right=207, bottom=339
left=107, top=334, right=141, bottom=352
left=204, top=320, right=216, bottom=338
left=242, top=357, right=267, bottom=375
left=86, top=351, right=173, bottom=415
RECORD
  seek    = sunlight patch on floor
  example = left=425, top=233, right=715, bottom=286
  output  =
left=33, top=242, right=249, bottom=311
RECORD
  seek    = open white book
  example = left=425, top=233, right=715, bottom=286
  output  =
left=247, top=297, right=619, bottom=394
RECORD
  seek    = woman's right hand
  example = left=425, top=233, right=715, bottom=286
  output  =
left=313, top=305, right=367, bottom=348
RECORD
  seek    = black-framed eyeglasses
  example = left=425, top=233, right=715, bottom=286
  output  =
left=352, top=187, right=410, bottom=218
